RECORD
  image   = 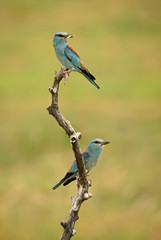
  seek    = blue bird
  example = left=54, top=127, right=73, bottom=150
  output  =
left=53, top=139, right=110, bottom=190
left=53, top=32, right=100, bottom=89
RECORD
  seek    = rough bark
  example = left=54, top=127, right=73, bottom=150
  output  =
left=47, top=68, right=92, bottom=240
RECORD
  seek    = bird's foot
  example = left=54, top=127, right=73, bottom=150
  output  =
left=63, top=68, right=73, bottom=85
left=66, top=69, right=73, bottom=74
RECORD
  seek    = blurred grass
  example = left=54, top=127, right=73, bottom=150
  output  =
left=0, top=0, right=161, bottom=239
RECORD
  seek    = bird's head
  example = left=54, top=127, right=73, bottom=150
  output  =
left=53, top=32, right=74, bottom=45
left=87, top=138, right=110, bottom=155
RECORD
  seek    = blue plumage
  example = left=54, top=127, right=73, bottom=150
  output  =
left=52, top=139, right=110, bottom=190
left=53, top=32, right=100, bottom=89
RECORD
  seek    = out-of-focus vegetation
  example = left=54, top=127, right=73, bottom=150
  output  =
left=0, top=0, right=161, bottom=239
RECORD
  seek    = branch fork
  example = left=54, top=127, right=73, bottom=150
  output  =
left=47, top=68, right=92, bottom=240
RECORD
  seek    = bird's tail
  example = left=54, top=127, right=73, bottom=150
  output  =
left=80, top=69, right=100, bottom=89
left=85, top=75, right=100, bottom=89
left=52, top=172, right=75, bottom=190
left=52, top=178, right=65, bottom=190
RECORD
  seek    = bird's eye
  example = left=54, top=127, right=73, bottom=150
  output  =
left=94, top=141, right=100, bottom=144
left=57, top=34, right=65, bottom=38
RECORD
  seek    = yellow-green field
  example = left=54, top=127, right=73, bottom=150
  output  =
left=0, top=0, right=161, bottom=239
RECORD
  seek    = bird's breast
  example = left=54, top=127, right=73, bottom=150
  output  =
left=85, top=156, right=98, bottom=171
left=54, top=44, right=75, bottom=70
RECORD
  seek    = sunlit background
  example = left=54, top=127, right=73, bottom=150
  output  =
left=0, top=0, right=161, bottom=239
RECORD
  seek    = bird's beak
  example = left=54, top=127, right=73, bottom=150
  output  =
left=101, top=141, right=110, bottom=146
left=66, top=33, right=74, bottom=39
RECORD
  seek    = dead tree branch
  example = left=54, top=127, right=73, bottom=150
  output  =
left=47, top=68, right=92, bottom=240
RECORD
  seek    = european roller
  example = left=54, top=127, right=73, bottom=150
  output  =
left=53, top=139, right=109, bottom=190
left=53, top=32, right=100, bottom=89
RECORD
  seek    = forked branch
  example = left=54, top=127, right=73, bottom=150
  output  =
left=47, top=68, right=92, bottom=240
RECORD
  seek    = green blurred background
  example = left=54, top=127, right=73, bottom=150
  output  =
left=0, top=0, right=161, bottom=239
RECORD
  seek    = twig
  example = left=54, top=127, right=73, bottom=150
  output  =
left=47, top=68, right=92, bottom=240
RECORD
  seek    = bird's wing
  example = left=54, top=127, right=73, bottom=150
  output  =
left=62, top=152, right=90, bottom=187
left=69, top=160, right=78, bottom=173
left=63, top=177, right=76, bottom=186
left=62, top=160, right=78, bottom=187
left=65, top=45, right=96, bottom=79
left=68, top=151, right=90, bottom=173
left=65, top=45, right=85, bottom=70
left=82, top=151, right=90, bottom=164
left=52, top=171, right=75, bottom=190
left=65, top=45, right=99, bottom=89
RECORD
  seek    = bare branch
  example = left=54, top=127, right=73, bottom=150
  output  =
left=47, top=68, right=92, bottom=239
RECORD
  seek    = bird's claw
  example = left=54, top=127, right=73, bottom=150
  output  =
left=63, top=69, right=73, bottom=85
